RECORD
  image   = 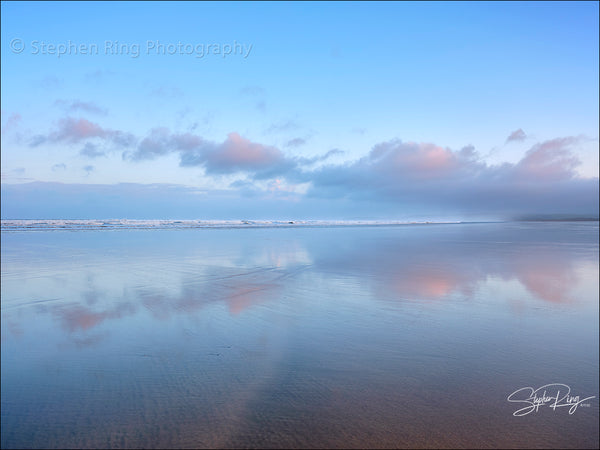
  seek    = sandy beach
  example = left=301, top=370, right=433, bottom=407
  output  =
left=1, top=221, right=598, bottom=448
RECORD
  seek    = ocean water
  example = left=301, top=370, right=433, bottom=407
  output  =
left=1, top=221, right=598, bottom=448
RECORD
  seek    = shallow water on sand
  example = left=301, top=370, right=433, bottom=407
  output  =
left=1, top=222, right=598, bottom=448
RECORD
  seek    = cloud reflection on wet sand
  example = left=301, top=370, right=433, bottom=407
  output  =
left=1, top=223, right=598, bottom=449
left=2, top=224, right=595, bottom=342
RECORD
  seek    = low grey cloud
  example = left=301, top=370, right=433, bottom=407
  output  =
left=295, top=148, right=345, bottom=167
left=29, top=135, right=48, bottom=147
left=124, top=129, right=349, bottom=180
left=506, top=128, right=527, bottom=143
left=285, top=137, right=306, bottom=148
left=80, top=142, right=106, bottom=158
left=39, top=75, right=63, bottom=89
left=240, top=86, right=265, bottom=96
left=0, top=167, right=32, bottom=183
left=125, top=129, right=298, bottom=178
left=240, top=85, right=266, bottom=112
left=21, top=114, right=598, bottom=218
left=55, top=100, right=108, bottom=115
left=351, top=127, right=366, bottom=135
left=300, top=137, right=597, bottom=216
left=265, top=119, right=299, bottom=134
left=117, top=127, right=598, bottom=216
left=150, top=85, right=184, bottom=98
left=2, top=112, right=22, bottom=134
left=83, top=69, right=114, bottom=83
left=0, top=182, right=237, bottom=220
left=255, top=100, right=266, bottom=113
left=125, top=127, right=209, bottom=161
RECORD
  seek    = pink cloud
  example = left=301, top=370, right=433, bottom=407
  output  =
left=52, top=118, right=106, bottom=142
left=367, top=140, right=480, bottom=181
left=205, top=132, right=284, bottom=172
left=514, top=137, right=580, bottom=181
left=304, top=135, right=597, bottom=215
left=30, top=117, right=136, bottom=149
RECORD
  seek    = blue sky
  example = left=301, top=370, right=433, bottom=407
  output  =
left=1, top=1, right=598, bottom=219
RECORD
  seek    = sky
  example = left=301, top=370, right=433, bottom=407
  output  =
left=1, top=1, right=598, bottom=220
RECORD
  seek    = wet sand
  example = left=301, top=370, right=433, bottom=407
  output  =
left=1, top=222, right=598, bottom=448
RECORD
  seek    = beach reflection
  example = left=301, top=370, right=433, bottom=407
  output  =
left=138, top=268, right=286, bottom=318
left=52, top=302, right=136, bottom=332
left=1, top=223, right=596, bottom=342
left=307, top=223, right=591, bottom=305
left=1, top=223, right=598, bottom=449
left=512, top=251, right=579, bottom=303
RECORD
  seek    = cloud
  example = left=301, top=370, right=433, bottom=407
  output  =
left=55, top=100, right=108, bottom=115
left=265, top=119, right=299, bottom=134
left=0, top=167, right=32, bottom=182
left=2, top=112, right=22, bottom=134
left=83, top=69, right=114, bottom=83
left=125, top=127, right=209, bottom=161
left=240, top=86, right=265, bottom=96
left=301, top=137, right=598, bottom=216
left=29, top=135, right=47, bottom=146
left=125, top=129, right=341, bottom=179
left=201, top=132, right=290, bottom=176
left=506, top=128, right=527, bottom=143
left=285, top=137, right=306, bottom=148
left=52, top=163, right=66, bottom=171
left=367, top=140, right=481, bottom=180
left=150, top=85, right=183, bottom=98
left=30, top=117, right=136, bottom=149
left=301, top=141, right=482, bottom=197
left=240, top=85, right=266, bottom=112
left=182, top=132, right=296, bottom=178
left=0, top=182, right=303, bottom=219
left=40, top=75, right=62, bottom=89
left=255, top=100, right=266, bottom=113
left=295, top=148, right=345, bottom=167
left=17, top=115, right=599, bottom=218
left=126, top=129, right=298, bottom=179
left=80, top=143, right=106, bottom=158
left=55, top=118, right=105, bottom=142
left=111, top=129, right=600, bottom=217
left=512, top=137, right=580, bottom=181
left=83, top=165, right=95, bottom=175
